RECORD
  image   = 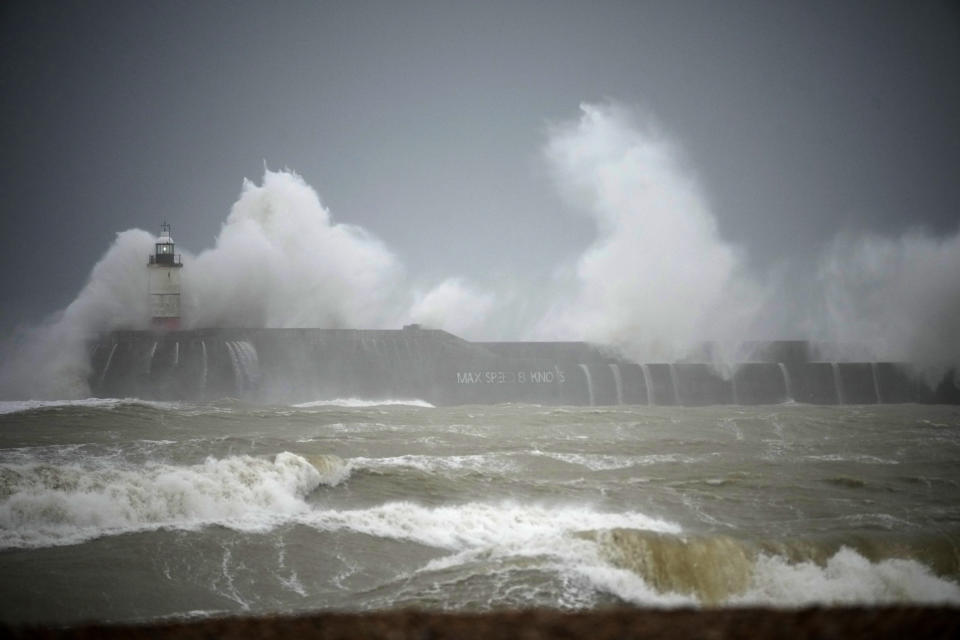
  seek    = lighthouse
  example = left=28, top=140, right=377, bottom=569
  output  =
left=148, top=222, right=183, bottom=329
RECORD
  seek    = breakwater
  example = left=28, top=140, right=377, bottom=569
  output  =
left=88, top=327, right=951, bottom=405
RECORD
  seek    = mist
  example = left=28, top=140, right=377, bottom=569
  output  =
left=1, top=101, right=958, bottom=399
left=0, top=230, right=153, bottom=398
left=534, top=103, right=764, bottom=362
left=817, top=230, right=960, bottom=369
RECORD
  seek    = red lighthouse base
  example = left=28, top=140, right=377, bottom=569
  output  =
left=151, top=317, right=181, bottom=330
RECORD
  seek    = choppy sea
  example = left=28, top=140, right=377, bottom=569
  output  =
left=1, top=399, right=958, bottom=625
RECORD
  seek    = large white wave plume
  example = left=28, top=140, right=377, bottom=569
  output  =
left=536, top=103, right=764, bottom=361
left=183, top=170, right=404, bottom=329
left=537, top=103, right=960, bottom=376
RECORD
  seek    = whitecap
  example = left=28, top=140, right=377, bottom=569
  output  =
left=291, top=398, right=435, bottom=409
left=733, top=547, right=960, bottom=606
left=0, top=451, right=330, bottom=549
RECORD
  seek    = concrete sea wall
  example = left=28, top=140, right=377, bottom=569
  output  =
left=88, top=327, right=952, bottom=405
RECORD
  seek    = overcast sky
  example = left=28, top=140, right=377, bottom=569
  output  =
left=2, top=0, right=958, bottom=334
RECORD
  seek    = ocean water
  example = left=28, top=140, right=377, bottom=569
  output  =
left=1, top=399, right=959, bottom=625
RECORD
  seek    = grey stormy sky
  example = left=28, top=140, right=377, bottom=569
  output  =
left=1, top=0, right=959, bottom=335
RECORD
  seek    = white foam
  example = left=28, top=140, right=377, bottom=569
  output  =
left=733, top=547, right=960, bottom=606
left=292, top=398, right=435, bottom=409
left=0, top=452, right=339, bottom=549
left=531, top=450, right=702, bottom=471
left=349, top=453, right=518, bottom=476
left=530, top=451, right=636, bottom=471
left=298, top=501, right=681, bottom=552
left=806, top=453, right=900, bottom=465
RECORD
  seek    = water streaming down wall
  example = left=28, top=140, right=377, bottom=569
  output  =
left=224, top=340, right=260, bottom=397
left=87, top=329, right=946, bottom=406
left=778, top=363, right=793, bottom=402
left=640, top=364, right=655, bottom=406
left=831, top=362, right=844, bottom=405
left=145, top=342, right=158, bottom=376
left=643, top=364, right=678, bottom=406
left=732, top=363, right=790, bottom=405
left=200, top=341, right=208, bottom=394
left=668, top=364, right=682, bottom=406
left=609, top=363, right=624, bottom=405
left=98, top=343, right=118, bottom=388
left=871, top=362, right=882, bottom=404
left=578, top=364, right=595, bottom=407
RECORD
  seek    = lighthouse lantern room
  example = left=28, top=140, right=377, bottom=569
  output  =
left=148, top=222, right=183, bottom=329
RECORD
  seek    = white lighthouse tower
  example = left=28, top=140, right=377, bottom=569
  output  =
left=148, top=222, right=183, bottom=329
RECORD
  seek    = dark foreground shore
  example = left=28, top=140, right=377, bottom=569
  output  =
left=5, top=607, right=960, bottom=640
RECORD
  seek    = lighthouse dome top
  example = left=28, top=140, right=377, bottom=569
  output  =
left=149, top=222, right=182, bottom=267
left=157, top=222, right=174, bottom=243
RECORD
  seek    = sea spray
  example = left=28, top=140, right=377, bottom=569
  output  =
left=536, top=103, right=764, bottom=362
left=533, top=103, right=960, bottom=377
left=183, top=170, right=404, bottom=330
left=408, top=278, right=496, bottom=338
left=0, top=230, right=154, bottom=399
left=817, top=229, right=960, bottom=378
